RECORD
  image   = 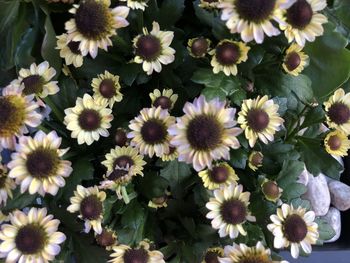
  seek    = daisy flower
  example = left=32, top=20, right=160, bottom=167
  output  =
left=248, top=151, right=263, bottom=171
left=148, top=191, right=170, bottom=209
left=149, top=88, right=178, bottom=110
left=109, top=240, right=165, bottom=263
left=92, top=71, right=123, bottom=108
left=238, top=95, right=284, bottom=147
left=199, top=0, right=219, bottom=9
left=280, top=0, right=328, bottom=46
left=206, top=184, right=256, bottom=239
left=210, top=39, right=250, bottom=76
left=0, top=85, right=42, bottom=149
left=95, top=228, right=118, bottom=251
left=169, top=95, right=242, bottom=171
left=261, top=179, right=283, bottom=203
left=0, top=156, right=15, bottom=206
left=324, top=88, right=350, bottom=135
left=56, top=33, right=84, bottom=68
left=65, top=0, right=130, bottom=58
left=120, top=0, right=148, bottom=10
left=10, top=61, right=59, bottom=98
left=133, top=21, right=175, bottom=75
left=282, top=43, right=309, bottom=76
left=219, top=241, right=288, bottom=263
left=67, top=185, right=106, bottom=234
left=198, top=162, right=239, bottom=190
left=64, top=94, right=114, bottom=145
left=128, top=107, right=175, bottom=158
left=202, top=247, right=224, bottom=263
left=114, top=128, right=129, bottom=147
left=187, top=37, right=211, bottom=58
left=324, top=130, right=350, bottom=157
left=160, top=146, right=178, bottom=162
left=218, top=0, right=292, bottom=43
left=0, top=208, right=66, bottom=263
left=267, top=203, right=319, bottom=259
left=8, top=130, right=73, bottom=196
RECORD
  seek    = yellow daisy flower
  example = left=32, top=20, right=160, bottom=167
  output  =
left=169, top=95, right=242, bottom=171
left=0, top=208, right=66, bottom=263
left=92, top=71, right=123, bottom=108
left=238, top=95, right=284, bottom=147
left=64, top=94, right=114, bottom=145
left=67, top=185, right=106, bottom=234
left=160, top=146, right=178, bottom=162
left=324, top=130, right=350, bottom=157
left=8, top=131, right=73, bottom=197
left=133, top=21, right=175, bottom=75
left=202, top=247, right=224, bottom=263
left=248, top=151, right=263, bottom=171
left=0, top=85, right=42, bottom=149
left=218, top=0, right=292, bottom=43
left=267, top=203, right=319, bottom=259
left=210, top=40, right=250, bottom=76
left=0, top=157, right=15, bottom=206
left=261, top=179, right=283, bottom=203
left=220, top=241, right=289, bottom=263
left=10, top=61, right=59, bottom=98
left=95, top=228, right=118, bottom=251
left=109, top=240, right=165, bottom=263
left=128, top=107, right=175, bottom=158
left=198, top=162, right=239, bottom=190
left=120, top=0, right=148, bottom=10
left=56, top=33, right=84, bottom=68
left=187, top=37, right=211, bottom=58
left=149, top=88, right=178, bottom=110
left=324, top=88, right=350, bottom=135
left=148, top=191, right=170, bottom=209
left=65, top=0, right=130, bottom=58
left=282, top=43, right=309, bottom=76
left=206, top=184, right=256, bottom=239
left=280, top=0, right=328, bottom=46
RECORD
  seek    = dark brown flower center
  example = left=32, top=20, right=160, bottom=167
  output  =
left=22, top=75, right=44, bottom=95
left=204, top=251, right=220, bottom=263
left=247, top=109, right=270, bottom=132
left=68, top=41, right=81, bottom=55
left=108, top=169, right=129, bottom=180
left=251, top=152, right=263, bottom=167
left=286, top=0, right=313, bottom=29
left=221, top=199, right=247, bottom=225
left=186, top=115, right=222, bottom=151
left=191, top=37, right=209, bottom=57
left=209, top=166, right=229, bottom=183
left=152, top=195, right=167, bottom=205
left=136, top=35, right=161, bottom=61
left=99, top=79, right=116, bottom=99
left=15, top=224, right=46, bottom=255
left=0, top=96, right=25, bottom=137
left=285, top=52, right=301, bottom=71
left=96, top=229, right=116, bottom=247
left=80, top=195, right=103, bottom=220
left=123, top=248, right=149, bottom=263
left=153, top=96, right=172, bottom=110
left=328, top=135, right=342, bottom=151
left=0, top=175, right=6, bottom=188
left=235, top=0, right=276, bottom=23
left=115, top=129, right=128, bottom=146
left=26, top=148, right=58, bottom=178
left=328, top=103, right=350, bottom=125
left=113, top=155, right=134, bottom=169
left=75, top=0, right=110, bottom=39
left=0, top=98, right=15, bottom=129
left=216, top=42, right=240, bottom=65
left=284, top=214, right=308, bottom=242
left=262, top=181, right=280, bottom=199
left=78, top=109, right=101, bottom=131
left=140, top=119, right=167, bottom=144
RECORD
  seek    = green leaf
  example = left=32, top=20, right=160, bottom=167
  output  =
left=2, top=189, right=37, bottom=213
left=315, top=217, right=336, bottom=242
left=159, top=0, right=185, bottom=27
left=229, top=148, right=248, bottom=169
left=0, top=0, right=20, bottom=33
left=277, top=160, right=305, bottom=189
left=304, top=23, right=350, bottom=101
left=72, top=233, right=109, bottom=263
left=282, top=183, right=307, bottom=202
left=290, top=198, right=311, bottom=210
left=160, top=160, right=192, bottom=189
left=296, top=136, right=343, bottom=179
left=333, top=0, right=350, bottom=29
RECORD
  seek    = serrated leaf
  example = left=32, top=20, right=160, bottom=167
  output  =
left=277, top=160, right=305, bottom=188
left=2, top=189, right=37, bottom=213
left=315, top=217, right=336, bottom=242
left=282, top=183, right=307, bottom=201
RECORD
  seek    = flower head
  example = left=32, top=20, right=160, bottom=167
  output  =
left=95, top=228, right=118, bottom=250
left=210, top=40, right=250, bottom=76
left=64, top=94, right=114, bottom=145
left=65, top=0, right=130, bottom=58
left=202, top=247, right=224, bottom=263
left=238, top=95, right=284, bottom=147
left=160, top=146, right=178, bottom=162
left=133, top=21, right=175, bottom=75
left=282, top=43, right=309, bottom=76
left=0, top=157, right=15, bottom=206
left=188, top=37, right=211, bottom=58
left=267, top=204, right=319, bottom=259
left=56, top=33, right=84, bottom=68
left=149, top=88, right=178, bottom=110
left=206, top=184, right=256, bottom=239
left=261, top=179, right=283, bottom=203
left=67, top=185, right=106, bottom=234
left=169, top=95, right=242, bottom=171
left=248, top=151, right=263, bottom=171
left=148, top=191, right=170, bottom=209
left=324, top=130, right=350, bottom=157
left=0, top=208, right=66, bottom=263
left=120, top=0, right=148, bottom=10
left=0, top=85, right=42, bottom=149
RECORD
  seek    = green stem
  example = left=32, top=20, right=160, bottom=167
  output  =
left=44, top=96, right=64, bottom=122
left=285, top=105, right=309, bottom=141
left=121, top=186, right=130, bottom=204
